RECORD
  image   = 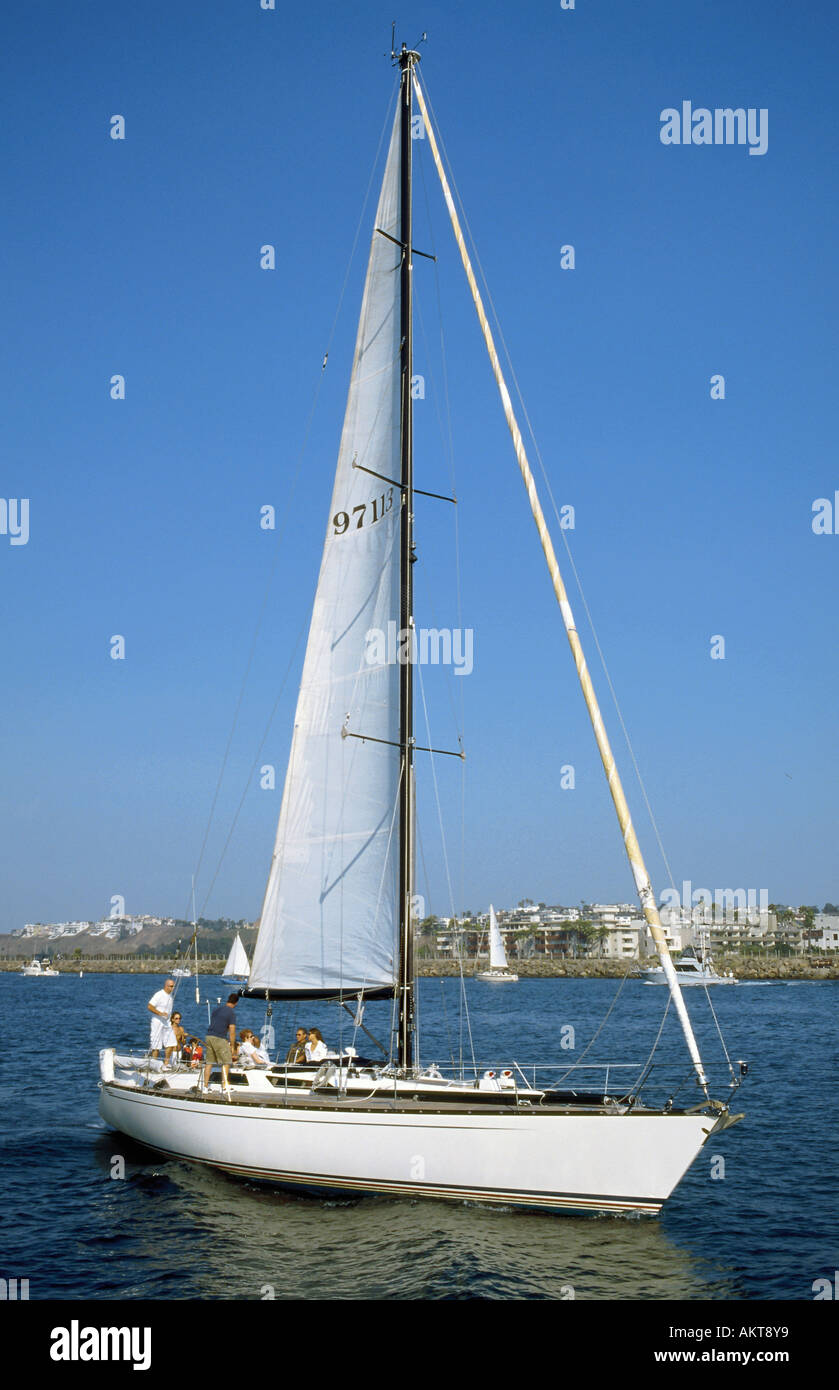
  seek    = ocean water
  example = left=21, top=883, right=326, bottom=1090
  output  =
left=1, top=971, right=836, bottom=1302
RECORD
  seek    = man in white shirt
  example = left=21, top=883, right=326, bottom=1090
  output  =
left=147, top=978, right=176, bottom=1063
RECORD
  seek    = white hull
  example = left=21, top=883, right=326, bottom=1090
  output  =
left=475, top=970, right=518, bottom=983
left=642, top=969, right=737, bottom=987
left=98, top=1078, right=721, bottom=1216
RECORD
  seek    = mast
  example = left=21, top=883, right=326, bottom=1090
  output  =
left=396, top=44, right=420, bottom=1069
left=412, top=72, right=709, bottom=1095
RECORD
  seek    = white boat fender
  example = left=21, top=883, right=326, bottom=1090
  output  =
left=99, top=1048, right=115, bottom=1083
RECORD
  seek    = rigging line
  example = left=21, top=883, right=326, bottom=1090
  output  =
left=634, top=993, right=673, bottom=1094
left=195, top=614, right=308, bottom=921
left=415, top=649, right=477, bottom=1078
left=416, top=126, right=467, bottom=925
left=338, top=719, right=345, bottom=1044
left=556, top=517, right=678, bottom=895
left=414, top=792, right=436, bottom=1065
left=454, top=907, right=476, bottom=1077
left=346, top=764, right=404, bottom=1028
left=501, top=403, right=679, bottom=894
left=416, top=813, right=432, bottom=924
left=256, top=698, right=299, bottom=948
left=414, top=812, right=440, bottom=1072
left=417, top=130, right=465, bottom=735
left=459, top=754, right=466, bottom=970
left=413, top=563, right=465, bottom=750
left=325, top=81, right=401, bottom=369
left=416, top=116, right=455, bottom=487
left=415, top=812, right=438, bottom=974
left=185, top=86, right=398, bottom=922
left=438, top=975, right=457, bottom=1073
left=552, top=969, right=633, bottom=1086
left=700, top=979, right=736, bottom=1080
left=415, top=657, right=457, bottom=927
left=420, top=76, right=677, bottom=898
left=413, top=280, right=452, bottom=502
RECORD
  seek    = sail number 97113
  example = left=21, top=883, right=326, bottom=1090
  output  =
left=333, top=489, right=394, bottom=536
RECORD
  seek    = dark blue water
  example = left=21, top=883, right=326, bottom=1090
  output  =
left=1, top=972, right=836, bottom=1301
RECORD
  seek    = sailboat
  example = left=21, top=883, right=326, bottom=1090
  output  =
left=476, top=906, right=518, bottom=982
left=222, top=933, right=251, bottom=986
left=98, top=47, right=743, bottom=1216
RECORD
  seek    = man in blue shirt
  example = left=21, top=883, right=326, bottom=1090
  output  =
left=203, top=993, right=239, bottom=1094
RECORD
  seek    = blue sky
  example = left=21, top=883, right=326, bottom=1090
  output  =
left=2, top=0, right=837, bottom=934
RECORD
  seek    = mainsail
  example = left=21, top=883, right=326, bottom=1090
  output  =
left=249, top=109, right=403, bottom=998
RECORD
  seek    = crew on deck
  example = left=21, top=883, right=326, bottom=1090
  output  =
left=237, top=1029, right=270, bottom=1067
left=147, top=978, right=176, bottom=1063
left=286, top=1027, right=308, bottom=1063
left=305, top=1028, right=328, bottom=1063
left=203, top=993, right=239, bottom=1091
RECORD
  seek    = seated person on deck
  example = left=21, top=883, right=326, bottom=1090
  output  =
left=286, top=1027, right=308, bottom=1064
left=236, top=1029, right=270, bottom=1067
left=305, top=1028, right=328, bottom=1063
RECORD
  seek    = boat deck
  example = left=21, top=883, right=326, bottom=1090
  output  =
left=102, top=1058, right=719, bottom=1121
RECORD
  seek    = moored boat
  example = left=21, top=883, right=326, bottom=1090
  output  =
left=21, top=957, right=59, bottom=976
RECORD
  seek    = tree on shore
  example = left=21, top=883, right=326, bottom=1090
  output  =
left=799, top=906, right=820, bottom=947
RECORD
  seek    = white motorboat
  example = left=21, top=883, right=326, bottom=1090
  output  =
left=642, top=946, right=738, bottom=987
left=476, top=905, right=518, bottom=982
left=99, top=45, right=743, bottom=1216
left=21, top=958, right=59, bottom=977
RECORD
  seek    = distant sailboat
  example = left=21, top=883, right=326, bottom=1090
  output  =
left=476, top=906, right=518, bottom=982
left=222, top=933, right=250, bottom=985
left=98, top=45, right=744, bottom=1216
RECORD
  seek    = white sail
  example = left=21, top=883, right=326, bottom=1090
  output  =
left=488, top=905, right=507, bottom=971
left=249, top=110, right=403, bottom=998
left=223, top=934, right=250, bottom=980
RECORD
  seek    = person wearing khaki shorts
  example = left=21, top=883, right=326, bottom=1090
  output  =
left=203, top=993, right=239, bottom=1095
left=204, top=1034, right=232, bottom=1067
